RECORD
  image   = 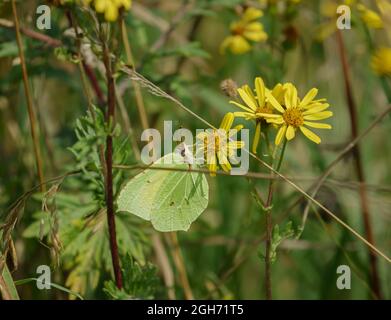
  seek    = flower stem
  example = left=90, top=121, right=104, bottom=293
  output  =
left=101, top=27, right=123, bottom=289
left=11, top=0, right=45, bottom=191
left=264, top=139, right=287, bottom=300
left=336, top=29, right=381, bottom=299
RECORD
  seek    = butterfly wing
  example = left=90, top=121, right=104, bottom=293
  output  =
left=151, top=168, right=209, bottom=232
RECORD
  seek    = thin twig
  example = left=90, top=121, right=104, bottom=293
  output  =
left=336, top=29, right=381, bottom=299
left=11, top=0, right=45, bottom=191
left=0, top=18, right=61, bottom=47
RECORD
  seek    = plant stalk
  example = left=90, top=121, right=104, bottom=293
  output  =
left=336, top=29, right=381, bottom=299
left=11, top=0, right=45, bottom=191
left=101, top=31, right=123, bottom=289
left=264, top=139, right=287, bottom=300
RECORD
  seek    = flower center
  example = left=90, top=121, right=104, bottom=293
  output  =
left=232, top=25, right=245, bottom=36
left=283, top=108, right=304, bottom=127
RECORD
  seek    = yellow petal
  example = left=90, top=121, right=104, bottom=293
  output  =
left=265, top=90, right=285, bottom=113
left=229, top=35, right=251, bottom=54
left=233, top=111, right=255, bottom=119
left=270, top=83, right=285, bottom=104
left=243, top=85, right=258, bottom=107
left=244, top=22, right=264, bottom=32
left=230, top=101, right=254, bottom=113
left=275, top=125, right=287, bottom=145
left=220, top=36, right=233, bottom=54
left=300, top=88, right=318, bottom=107
left=243, top=31, right=267, bottom=42
left=243, top=23, right=268, bottom=41
left=300, top=126, right=321, bottom=144
left=196, top=132, right=208, bottom=140
left=255, top=77, right=265, bottom=107
left=286, top=125, right=295, bottom=140
left=209, top=165, right=217, bottom=176
left=217, top=151, right=232, bottom=172
left=256, top=113, right=280, bottom=118
left=95, top=0, right=107, bottom=12
left=229, top=128, right=243, bottom=140
left=303, top=103, right=330, bottom=115
left=219, top=113, right=234, bottom=131
left=242, top=7, right=263, bottom=22
left=358, top=4, right=383, bottom=29
left=284, top=83, right=298, bottom=109
left=232, top=124, right=244, bottom=133
left=303, top=111, right=333, bottom=120
left=371, top=47, right=391, bottom=76
left=208, top=154, right=217, bottom=176
left=266, top=117, right=285, bottom=125
left=303, top=122, right=332, bottom=129
left=238, top=86, right=257, bottom=111
left=252, top=122, right=262, bottom=154
left=105, top=4, right=118, bottom=21
left=228, top=141, right=245, bottom=149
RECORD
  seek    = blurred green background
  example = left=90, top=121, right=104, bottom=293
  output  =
left=0, top=0, right=390, bottom=299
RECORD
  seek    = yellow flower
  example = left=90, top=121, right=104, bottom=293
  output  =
left=358, top=4, right=383, bottom=29
left=376, top=0, right=391, bottom=39
left=371, top=47, right=391, bottom=76
left=229, top=77, right=282, bottom=153
left=84, top=0, right=132, bottom=22
left=261, top=83, right=333, bottom=145
left=220, top=8, right=268, bottom=55
left=316, top=0, right=356, bottom=41
left=197, top=113, right=244, bottom=176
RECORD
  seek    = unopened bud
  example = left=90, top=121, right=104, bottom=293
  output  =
left=220, top=78, right=238, bottom=98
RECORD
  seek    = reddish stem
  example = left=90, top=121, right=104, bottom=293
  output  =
left=336, top=29, right=381, bottom=299
left=102, top=41, right=123, bottom=289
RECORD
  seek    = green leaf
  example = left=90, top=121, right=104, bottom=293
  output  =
left=270, top=221, right=295, bottom=263
left=14, top=278, right=84, bottom=300
left=117, top=152, right=209, bottom=232
left=0, top=264, right=19, bottom=300
left=104, top=254, right=160, bottom=300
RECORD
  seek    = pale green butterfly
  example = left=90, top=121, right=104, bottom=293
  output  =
left=117, top=144, right=209, bottom=232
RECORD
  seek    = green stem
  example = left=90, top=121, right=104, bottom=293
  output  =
left=264, top=138, right=287, bottom=300
left=275, top=139, right=287, bottom=172
left=11, top=0, right=45, bottom=191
